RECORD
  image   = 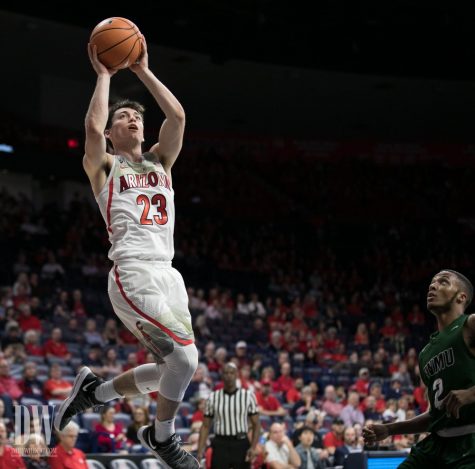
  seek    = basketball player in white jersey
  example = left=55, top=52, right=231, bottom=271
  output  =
left=54, top=36, right=199, bottom=469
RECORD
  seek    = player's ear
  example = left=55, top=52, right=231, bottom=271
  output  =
left=458, top=291, right=467, bottom=305
left=104, top=129, right=111, bottom=138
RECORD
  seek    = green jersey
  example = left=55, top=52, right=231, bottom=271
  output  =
left=419, top=314, right=475, bottom=433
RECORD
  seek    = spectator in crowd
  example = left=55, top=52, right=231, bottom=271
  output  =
left=101, top=347, right=123, bottom=380
left=275, top=362, right=295, bottom=395
left=43, top=363, right=73, bottom=402
left=363, top=396, right=381, bottom=421
left=62, top=318, right=84, bottom=344
left=23, top=433, right=49, bottom=469
left=321, top=385, right=343, bottom=418
left=19, top=362, right=44, bottom=403
left=49, top=421, right=87, bottom=469
left=82, top=345, right=104, bottom=376
left=265, top=422, right=301, bottom=469
left=0, top=399, right=13, bottom=434
left=322, top=418, right=345, bottom=455
left=94, top=406, right=129, bottom=453
left=352, top=367, right=371, bottom=398
left=126, top=406, right=150, bottom=448
left=295, top=426, right=327, bottom=469
left=0, top=421, right=25, bottom=468
left=23, top=330, right=43, bottom=357
left=340, top=391, right=365, bottom=427
left=17, top=304, right=42, bottom=333
left=43, top=328, right=71, bottom=362
left=291, top=386, right=319, bottom=420
left=255, top=380, right=287, bottom=419
left=0, top=359, right=22, bottom=403
left=83, top=319, right=105, bottom=347
left=333, top=426, right=363, bottom=466
left=286, top=377, right=304, bottom=404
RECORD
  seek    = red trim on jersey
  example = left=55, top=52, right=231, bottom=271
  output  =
left=113, top=265, right=194, bottom=346
left=107, top=178, right=114, bottom=233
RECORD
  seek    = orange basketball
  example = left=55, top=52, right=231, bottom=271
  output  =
left=90, top=17, right=142, bottom=70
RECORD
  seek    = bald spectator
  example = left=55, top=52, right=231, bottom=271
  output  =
left=321, top=385, right=343, bottom=418
left=265, top=422, right=301, bottom=469
left=340, top=392, right=364, bottom=427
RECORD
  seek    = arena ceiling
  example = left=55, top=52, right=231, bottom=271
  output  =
left=3, top=2, right=475, bottom=80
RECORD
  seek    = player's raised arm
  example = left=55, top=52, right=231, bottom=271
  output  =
left=129, top=36, right=185, bottom=174
left=84, top=44, right=116, bottom=170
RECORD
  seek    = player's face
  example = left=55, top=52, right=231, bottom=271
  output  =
left=427, top=271, right=460, bottom=313
left=109, top=107, right=144, bottom=143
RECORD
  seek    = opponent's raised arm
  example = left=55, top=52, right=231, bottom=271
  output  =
left=129, top=36, right=185, bottom=173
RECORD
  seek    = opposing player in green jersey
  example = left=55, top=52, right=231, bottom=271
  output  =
left=363, top=269, right=475, bottom=468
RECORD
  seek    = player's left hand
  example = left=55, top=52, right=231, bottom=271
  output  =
left=129, top=34, right=148, bottom=73
left=441, top=389, right=475, bottom=419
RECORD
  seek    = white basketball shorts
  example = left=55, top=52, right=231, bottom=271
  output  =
left=108, top=260, right=194, bottom=360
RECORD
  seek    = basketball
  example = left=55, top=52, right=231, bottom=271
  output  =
left=90, top=17, right=142, bottom=70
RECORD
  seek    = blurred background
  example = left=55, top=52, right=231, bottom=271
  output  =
left=0, top=3, right=475, bottom=468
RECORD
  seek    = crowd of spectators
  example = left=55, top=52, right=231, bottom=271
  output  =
left=1, top=136, right=475, bottom=467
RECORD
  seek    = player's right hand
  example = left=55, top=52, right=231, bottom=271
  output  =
left=362, top=423, right=389, bottom=446
left=87, top=43, right=117, bottom=77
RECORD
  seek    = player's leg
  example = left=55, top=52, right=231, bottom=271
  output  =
left=137, top=342, right=199, bottom=469
left=445, top=433, right=475, bottom=469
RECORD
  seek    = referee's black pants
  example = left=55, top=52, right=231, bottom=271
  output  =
left=211, top=435, right=250, bottom=469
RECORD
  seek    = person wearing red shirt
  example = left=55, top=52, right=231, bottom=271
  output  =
left=43, top=328, right=71, bottom=361
left=17, top=304, right=42, bottom=333
left=0, top=421, right=25, bottom=469
left=24, top=330, right=44, bottom=357
left=322, top=418, right=345, bottom=455
left=0, top=360, right=22, bottom=402
left=255, top=380, right=287, bottom=418
left=286, top=377, right=304, bottom=404
left=352, top=367, right=371, bottom=397
left=43, top=363, right=73, bottom=401
left=49, top=421, right=87, bottom=469
left=274, top=362, right=295, bottom=395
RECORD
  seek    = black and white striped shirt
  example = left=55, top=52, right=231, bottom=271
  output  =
left=205, top=388, right=258, bottom=436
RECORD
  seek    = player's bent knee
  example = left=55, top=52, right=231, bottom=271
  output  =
left=133, top=363, right=161, bottom=394
left=158, top=343, right=199, bottom=401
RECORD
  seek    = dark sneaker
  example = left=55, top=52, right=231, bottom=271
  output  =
left=137, top=424, right=199, bottom=469
left=54, top=366, right=103, bottom=431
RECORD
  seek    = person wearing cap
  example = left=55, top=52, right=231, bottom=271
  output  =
left=235, top=341, right=250, bottom=368
left=295, top=426, right=327, bottom=469
left=322, top=418, right=345, bottom=455
left=198, top=363, right=260, bottom=469
left=255, top=380, right=287, bottom=419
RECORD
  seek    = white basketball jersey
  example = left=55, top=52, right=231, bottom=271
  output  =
left=96, top=155, right=175, bottom=262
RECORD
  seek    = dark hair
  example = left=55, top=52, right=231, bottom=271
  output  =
left=443, top=269, right=473, bottom=310
left=106, top=99, right=145, bottom=129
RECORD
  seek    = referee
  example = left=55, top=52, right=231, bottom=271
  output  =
left=197, top=362, right=261, bottom=469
